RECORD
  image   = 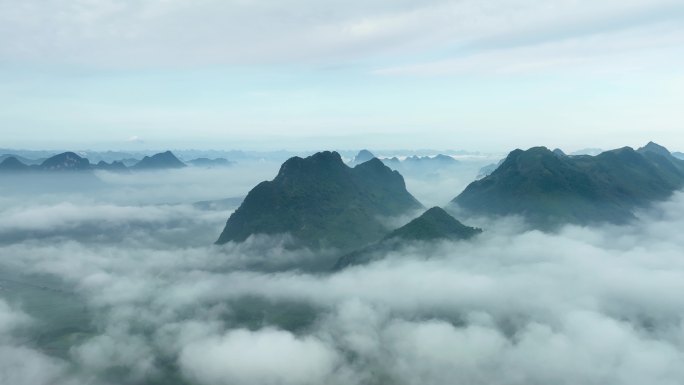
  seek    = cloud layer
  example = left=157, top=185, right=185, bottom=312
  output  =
left=2, top=0, right=682, bottom=68
left=1, top=164, right=684, bottom=384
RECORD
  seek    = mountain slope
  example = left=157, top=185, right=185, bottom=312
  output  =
left=132, top=151, right=186, bottom=170
left=335, top=207, right=481, bottom=269
left=188, top=158, right=234, bottom=167
left=216, top=151, right=423, bottom=252
left=453, top=143, right=684, bottom=228
left=0, top=157, right=30, bottom=172
left=385, top=207, right=482, bottom=241
left=39, top=152, right=91, bottom=171
left=95, top=160, right=129, bottom=172
left=351, top=150, right=375, bottom=165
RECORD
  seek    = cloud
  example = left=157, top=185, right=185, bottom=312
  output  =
left=374, top=19, right=684, bottom=76
left=0, top=300, right=72, bottom=385
left=2, top=166, right=684, bottom=384
left=180, top=328, right=339, bottom=385
left=1, top=0, right=682, bottom=68
left=0, top=346, right=69, bottom=385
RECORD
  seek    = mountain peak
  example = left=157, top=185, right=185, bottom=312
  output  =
left=216, top=151, right=422, bottom=254
left=276, top=151, right=347, bottom=181
left=133, top=151, right=186, bottom=170
left=334, top=207, right=480, bottom=269
left=385, top=207, right=482, bottom=242
left=454, top=143, right=684, bottom=228
left=352, top=149, right=375, bottom=164
left=638, top=141, right=671, bottom=157
left=0, top=156, right=30, bottom=172
left=39, top=152, right=91, bottom=171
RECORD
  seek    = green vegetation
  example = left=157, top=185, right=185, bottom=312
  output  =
left=216, top=151, right=423, bottom=252
left=335, top=207, right=481, bottom=269
left=453, top=142, right=684, bottom=228
left=385, top=207, right=482, bottom=241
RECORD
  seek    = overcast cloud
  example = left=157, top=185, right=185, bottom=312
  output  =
left=1, top=0, right=683, bottom=150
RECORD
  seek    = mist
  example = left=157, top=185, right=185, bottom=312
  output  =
left=1, top=162, right=683, bottom=385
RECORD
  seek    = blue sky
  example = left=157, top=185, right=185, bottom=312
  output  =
left=1, top=0, right=683, bottom=152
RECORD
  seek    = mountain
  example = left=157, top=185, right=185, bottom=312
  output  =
left=384, top=207, right=482, bottom=241
left=121, top=158, right=141, bottom=167
left=193, top=197, right=244, bottom=211
left=95, top=160, right=129, bottom=173
left=0, top=154, right=44, bottom=165
left=452, top=143, right=684, bottom=228
left=406, top=154, right=459, bottom=166
left=39, top=152, right=91, bottom=171
left=351, top=150, right=375, bottom=165
left=0, top=157, right=30, bottom=172
left=216, top=151, right=423, bottom=253
left=132, top=151, right=186, bottom=170
left=674, top=152, right=684, bottom=160
left=553, top=148, right=566, bottom=157
left=477, top=159, right=504, bottom=179
left=381, top=154, right=460, bottom=177
left=335, top=207, right=481, bottom=269
left=187, top=157, right=234, bottom=167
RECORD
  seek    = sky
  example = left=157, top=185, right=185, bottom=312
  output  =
left=1, top=0, right=683, bottom=152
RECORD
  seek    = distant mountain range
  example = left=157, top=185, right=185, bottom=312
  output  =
left=0, top=154, right=45, bottom=165
left=0, top=150, right=195, bottom=173
left=383, top=154, right=459, bottom=169
left=453, top=142, right=684, bottom=228
left=348, top=150, right=461, bottom=172
left=216, top=151, right=423, bottom=253
left=187, top=158, right=234, bottom=168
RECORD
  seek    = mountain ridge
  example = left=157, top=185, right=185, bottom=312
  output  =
left=335, top=207, right=481, bottom=269
left=453, top=142, right=684, bottom=228
left=216, top=151, right=423, bottom=254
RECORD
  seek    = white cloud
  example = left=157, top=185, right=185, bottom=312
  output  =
left=0, top=0, right=682, bottom=68
left=180, top=328, right=339, bottom=385
left=2, top=169, right=684, bottom=384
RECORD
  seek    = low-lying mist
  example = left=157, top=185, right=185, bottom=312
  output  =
left=1, top=162, right=683, bottom=385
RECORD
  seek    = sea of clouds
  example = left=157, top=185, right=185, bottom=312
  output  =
left=1, top=160, right=683, bottom=385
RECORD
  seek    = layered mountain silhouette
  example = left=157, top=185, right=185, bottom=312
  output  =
left=0, top=150, right=194, bottom=176
left=335, top=207, right=481, bottom=269
left=0, top=154, right=44, bottom=165
left=1, top=152, right=98, bottom=173
left=351, top=149, right=376, bottom=165
left=132, top=151, right=186, bottom=170
left=0, top=156, right=30, bottom=172
left=95, top=160, right=129, bottom=173
left=188, top=157, right=234, bottom=167
left=216, top=151, right=423, bottom=252
left=383, top=154, right=459, bottom=169
left=453, top=142, right=684, bottom=228
left=477, top=159, right=504, bottom=179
